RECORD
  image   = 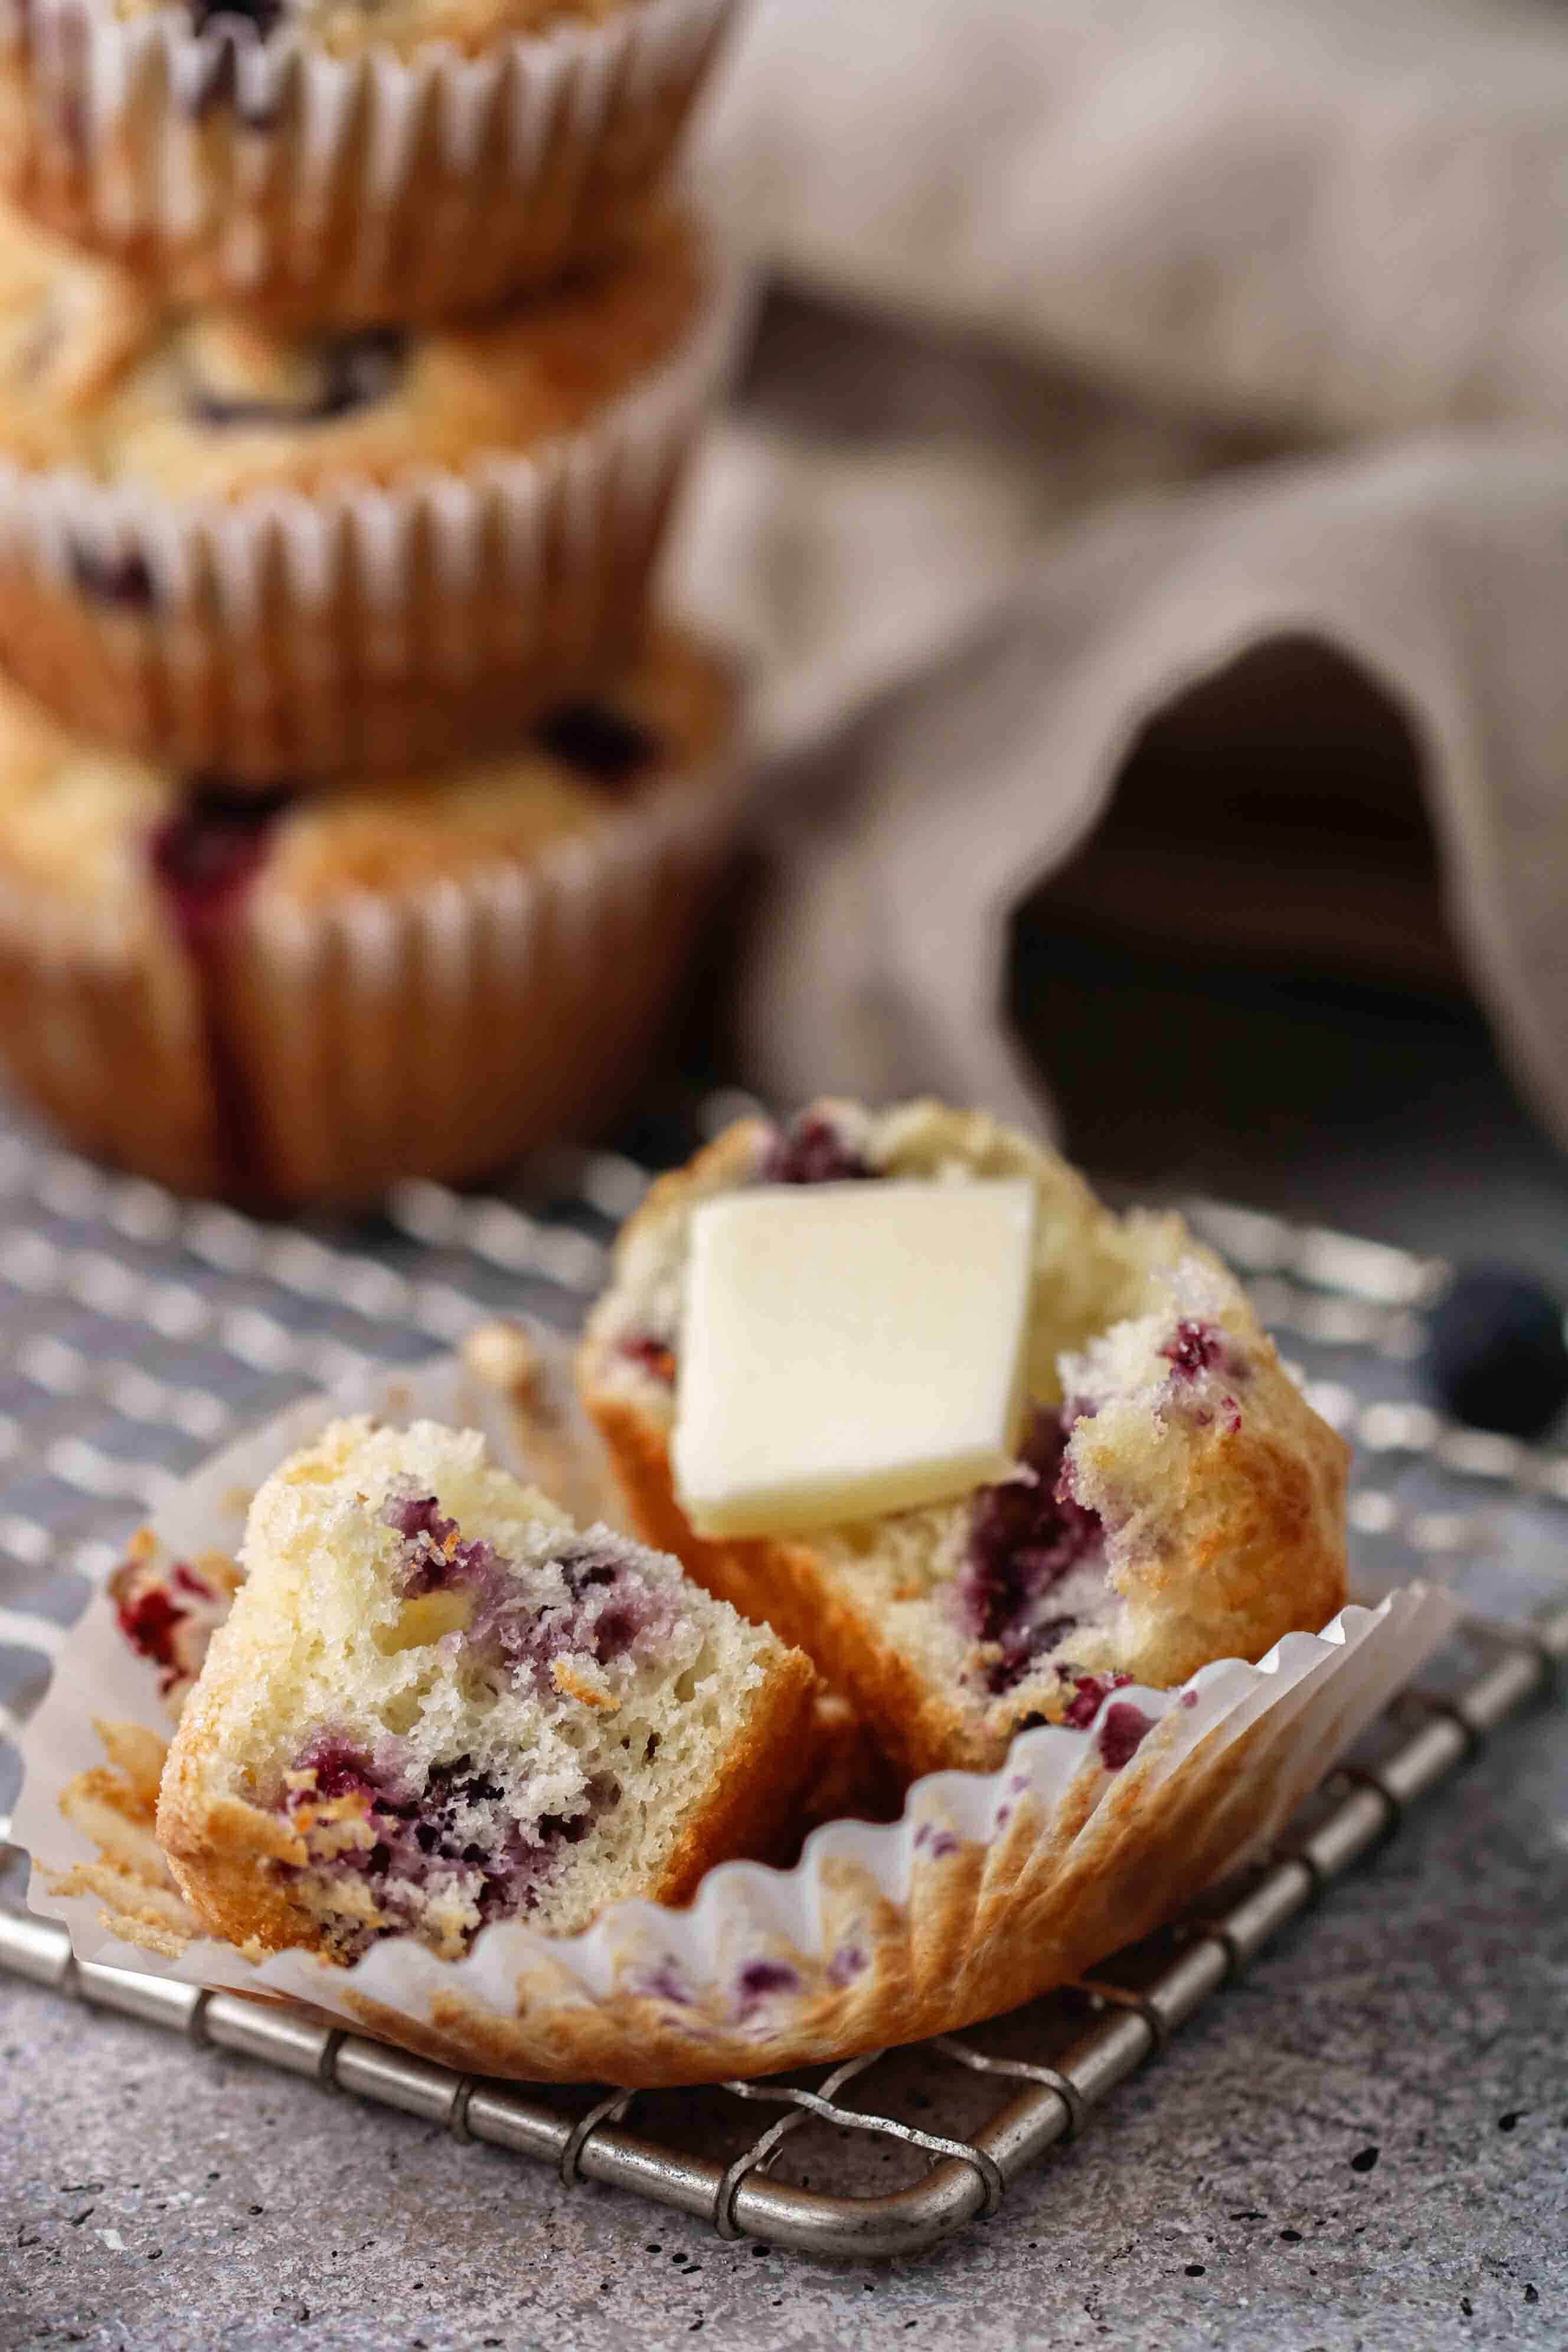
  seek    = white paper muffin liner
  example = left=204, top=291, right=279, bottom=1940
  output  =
left=0, top=222, right=747, bottom=780
left=0, top=692, right=741, bottom=1202
left=0, top=0, right=734, bottom=322
left=12, top=1340, right=1461, bottom=2087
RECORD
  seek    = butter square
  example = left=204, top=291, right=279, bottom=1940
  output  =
left=671, top=1177, right=1038, bottom=1538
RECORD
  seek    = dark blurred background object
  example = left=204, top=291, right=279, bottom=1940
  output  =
left=1421, top=1266, right=1568, bottom=1437
left=1005, top=635, right=1567, bottom=1267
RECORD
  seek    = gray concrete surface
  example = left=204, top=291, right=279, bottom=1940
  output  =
left=2, top=1687, right=1565, bottom=2350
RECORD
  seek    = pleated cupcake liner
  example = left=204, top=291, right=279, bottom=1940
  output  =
left=0, top=700, right=741, bottom=1203
left=0, top=0, right=734, bottom=323
left=0, top=221, right=746, bottom=780
left=13, top=1340, right=1459, bottom=2088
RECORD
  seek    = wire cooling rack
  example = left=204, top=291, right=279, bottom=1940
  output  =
left=0, top=1093, right=1563, bottom=2260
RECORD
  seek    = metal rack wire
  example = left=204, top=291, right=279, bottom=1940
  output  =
left=0, top=1097, right=1563, bottom=2258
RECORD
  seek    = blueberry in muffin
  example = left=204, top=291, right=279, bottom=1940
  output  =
left=157, top=1416, right=818, bottom=1960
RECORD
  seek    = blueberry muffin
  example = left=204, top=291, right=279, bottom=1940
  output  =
left=157, top=1416, right=818, bottom=1959
left=579, top=1099, right=1351, bottom=1779
left=0, top=622, right=737, bottom=1204
left=0, top=0, right=733, bottom=325
left=0, top=202, right=734, bottom=779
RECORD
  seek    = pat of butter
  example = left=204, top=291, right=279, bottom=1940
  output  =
left=672, top=1177, right=1038, bottom=1538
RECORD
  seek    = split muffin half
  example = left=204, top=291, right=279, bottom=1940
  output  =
left=158, top=1417, right=817, bottom=1962
left=579, top=1099, right=1350, bottom=1778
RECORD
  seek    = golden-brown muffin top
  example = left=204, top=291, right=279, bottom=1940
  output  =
left=0, top=201, right=698, bottom=496
left=0, top=624, right=731, bottom=923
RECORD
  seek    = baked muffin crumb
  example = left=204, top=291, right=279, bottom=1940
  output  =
left=156, top=1417, right=818, bottom=1959
left=581, top=1099, right=1351, bottom=1775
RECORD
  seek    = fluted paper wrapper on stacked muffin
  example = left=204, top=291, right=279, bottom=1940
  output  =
left=14, top=1335, right=1458, bottom=2089
left=0, top=213, right=746, bottom=781
left=0, top=0, right=734, bottom=324
left=0, top=622, right=740, bottom=1204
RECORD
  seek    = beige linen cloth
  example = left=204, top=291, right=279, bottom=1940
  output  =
left=663, top=0, right=1568, bottom=1146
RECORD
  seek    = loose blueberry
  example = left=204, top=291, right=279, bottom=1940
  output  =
left=1423, top=1266, right=1568, bottom=1440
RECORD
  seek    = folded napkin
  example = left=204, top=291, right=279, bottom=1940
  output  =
left=667, top=0, right=1568, bottom=1147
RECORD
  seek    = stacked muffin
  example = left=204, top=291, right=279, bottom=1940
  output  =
left=0, top=0, right=741, bottom=1205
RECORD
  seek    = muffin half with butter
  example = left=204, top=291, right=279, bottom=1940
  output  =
left=0, top=623, right=736, bottom=1205
left=579, top=1099, right=1351, bottom=1779
left=0, top=200, right=734, bottom=780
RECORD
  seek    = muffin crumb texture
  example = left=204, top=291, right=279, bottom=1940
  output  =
left=156, top=1418, right=815, bottom=1961
left=583, top=1097, right=1351, bottom=1775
